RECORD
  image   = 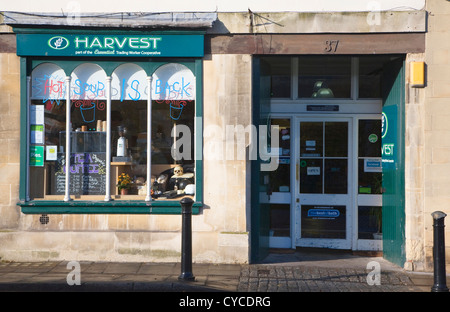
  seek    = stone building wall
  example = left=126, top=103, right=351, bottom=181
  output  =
left=0, top=39, right=21, bottom=231
left=0, top=30, right=252, bottom=263
left=421, top=0, right=450, bottom=271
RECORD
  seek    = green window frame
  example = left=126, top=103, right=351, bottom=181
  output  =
left=17, top=54, right=203, bottom=215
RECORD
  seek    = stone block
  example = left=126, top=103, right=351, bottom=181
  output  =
left=427, top=0, right=450, bottom=14
left=431, top=81, right=450, bottom=97
left=7, top=54, right=19, bottom=75
left=431, top=49, right=449, bottom=65
left=0, top=163, right=19, bottom=183
left=427, top=32, right=450, bottom=51
left=218, top=232, right=248, bottom=247
left=428, top=64, right=450, bottom=83
left=432, top=147, right=450, bottom=164
left=431, top=114, right=450, bottom=130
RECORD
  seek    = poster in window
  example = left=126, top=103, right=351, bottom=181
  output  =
left=52, top=152, right=106, bottom=195
left=46, top=145, right=57, bottom=161
left=30, top=125, right=44, bottom=144
left=30, top=145, right=44, bottom=167
left=301, top=205, right=346, bottom=239
left=30, top=105, right=44, bottom=125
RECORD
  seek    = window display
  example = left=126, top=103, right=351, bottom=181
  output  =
left=28, top=61, right=196, bottom=201
left=298, top=56, right=351, bottom=98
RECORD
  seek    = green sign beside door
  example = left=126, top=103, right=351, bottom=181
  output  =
left=381, top=107, right=397, bottom=170
left=381, top=57, right=406, bottom=267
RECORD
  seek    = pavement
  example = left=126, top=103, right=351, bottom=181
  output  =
left=0, top=249, right=447, bottom=293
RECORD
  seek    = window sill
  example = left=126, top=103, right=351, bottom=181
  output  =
left=17, top=199, right=202, bottom=215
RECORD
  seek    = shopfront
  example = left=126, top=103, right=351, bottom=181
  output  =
left=16, top=30, right=205, bottom=213
left=0, top=8, right=431, bottom=267
left=251, top=54, right=408, bottom=265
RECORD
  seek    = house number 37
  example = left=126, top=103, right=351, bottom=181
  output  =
left=324, top=40, right=339, bottom=53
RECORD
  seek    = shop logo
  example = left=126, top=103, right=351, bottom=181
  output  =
left=48, top=36, right=70, bottom=50
left=368, top=133, right=378, bottom=143
left=381, top=112, right=388, bottom=139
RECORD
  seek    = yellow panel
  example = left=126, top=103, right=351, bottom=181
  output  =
left=410, top=61, right=424, bottom=87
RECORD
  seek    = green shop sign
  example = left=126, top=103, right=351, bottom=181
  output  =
left=16, top=34, right=204, bottom=57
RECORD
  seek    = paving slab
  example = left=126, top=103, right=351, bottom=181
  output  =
left=0, top=250, right=446, bottom=293
left=103, top=262, right=142, bottom=274
left=137, top=263, right=179, bottom=275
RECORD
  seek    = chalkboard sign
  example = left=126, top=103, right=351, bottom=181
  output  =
left=52, top=152, right=106, bottom=195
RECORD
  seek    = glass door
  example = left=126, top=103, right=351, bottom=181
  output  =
left=295, top=118, right=352, bottom=249
left=266, top=118, right=292, bottom=248
left=356, top=118, right=382, bottom=250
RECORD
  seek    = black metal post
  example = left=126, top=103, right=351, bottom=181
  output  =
left=178, top=197, right=195, bottom=281
left=431, top=211, right=448, bottom=292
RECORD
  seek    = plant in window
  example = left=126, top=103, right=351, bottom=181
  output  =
left=117, top=173, right=133, bottom=194
left=369, top=206, right=382, bottom=240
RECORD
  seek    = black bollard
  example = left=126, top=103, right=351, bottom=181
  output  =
left=178, top=197, right=195, bottom=281
left=431, top=211, right=449, bottom=292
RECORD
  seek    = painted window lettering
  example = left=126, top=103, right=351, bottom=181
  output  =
left=73, top=79, right=105, bottom=97
left=155, top=78, right=191, bottom=98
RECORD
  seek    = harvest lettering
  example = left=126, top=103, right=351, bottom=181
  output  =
left=75, top=36, right=162, bottom=50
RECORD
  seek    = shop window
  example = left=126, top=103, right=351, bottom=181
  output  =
left=298, top=56, right=351, bottom=98
left=358, top=206, right=382, bottom=239
left=261, top=57, right=291, bottom=98
left=29, top=62, right=196, bottom=201
left=270, top=204, right=290, bottom=237
left=299, top=121, right=348, bottom=194
left=299, top=159, right=323, bottom=194
left=260, top=55, right=394, bottom=101
left=358, top=56, right=391, bottom=99
left=358, top=119, right=382, bottom=194
left=267, top=119, right=290, bottom=192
